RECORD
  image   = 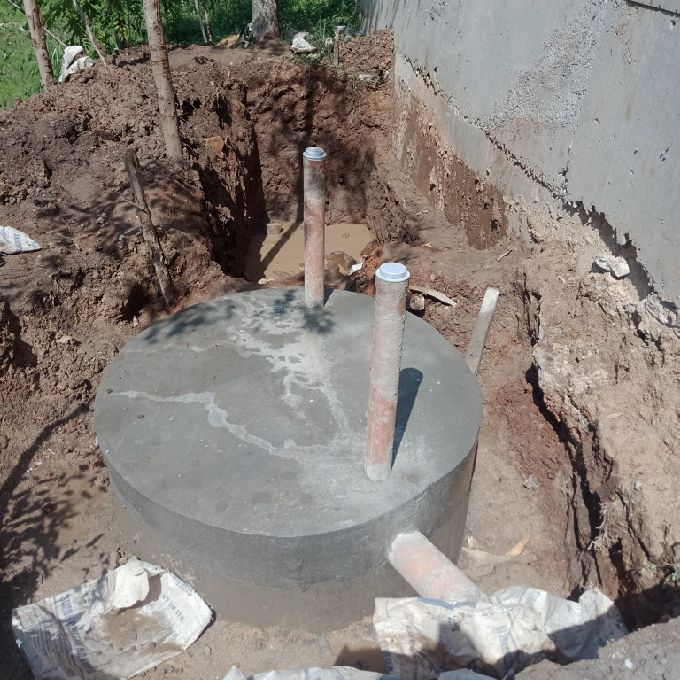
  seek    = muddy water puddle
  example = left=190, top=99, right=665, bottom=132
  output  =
left=244, top=222, right=372, bottom=282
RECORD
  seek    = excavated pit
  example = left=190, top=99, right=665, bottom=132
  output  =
left=1, top=30, right=678, bottom=679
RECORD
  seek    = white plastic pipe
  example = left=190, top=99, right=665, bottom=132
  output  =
left=465, top=287, right=500, bottom=374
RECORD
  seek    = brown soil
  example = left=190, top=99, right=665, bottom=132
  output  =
left=0, top=28, right=677, bottom=679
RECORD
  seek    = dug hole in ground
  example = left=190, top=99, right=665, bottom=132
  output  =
left=0, top=30, right=678, bottom=679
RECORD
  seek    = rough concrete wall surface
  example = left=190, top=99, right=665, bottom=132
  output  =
left=358, top=0, right=680, bottom=303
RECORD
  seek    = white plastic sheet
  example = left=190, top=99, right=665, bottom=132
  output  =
left=224, top=666, right=399, bottom=680
left=12, top=558, right=212, bottom=680
left=291, top=32, right=316, bottom=54
left=374, top=587, right=627, bottom=679
left=58, top=45, right=95, bottom=82
left=0, top=226, right=40, bottom=254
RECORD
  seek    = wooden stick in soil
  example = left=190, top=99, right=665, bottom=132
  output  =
left=334, top=26, right=341, bottom=67
left=21, top=0, right=54, bottom=86
left=142, top=0, right=182, bottom=159
left=123, top=149, right=174, bottom=307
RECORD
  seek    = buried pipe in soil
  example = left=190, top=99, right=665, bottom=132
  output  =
left=389, top=530, right=483, bottom=602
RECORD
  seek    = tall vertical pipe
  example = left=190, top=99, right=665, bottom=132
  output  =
left=303, top=147, right=327, bottom=309
left=365, top=263, right=410, bottom=481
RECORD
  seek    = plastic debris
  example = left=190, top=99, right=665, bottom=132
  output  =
left=523, top=474, right=540, bottom=490
left=0, top=226, right=40, bottom=254
left=593, top=254, right=630, bottom=279
left=409, top=284, right=456, bottom=307
left=505, top=536, right=530, bottom=557
left=58, top=45, right=95, bottom=83
left=336, top=25, right=362, bottom=41
left=375, top=586, right=627, bottom=679
left=291, top=32, right=316, bottom=54
left=224, top=667, right=398, bottom=680
left=12, top=557, right=212, bottom=679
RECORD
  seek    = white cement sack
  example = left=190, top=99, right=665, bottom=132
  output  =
left=224, top=667, right=400, bottom=680
left=291, top=32, right=316, bottom=54
left=12, top=557, right=212, bottom=679
left=59, top=45, right=95, bottom=82
left=0, top=226, right=40, bottom=254
left=375, top=587, right=627, bottom=679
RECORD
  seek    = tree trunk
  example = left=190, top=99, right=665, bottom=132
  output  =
left=193, top=0, right=211, bottom=43
left=142, top=0, right=182, bottom=159
left=123, top=149, right=175, bottom=307
left=202, top=5, right=212, bottom=42
left=252, top=0, right=278, bottom=41
left=22, top=0, right=54, bottom=86
left=72, top=0, right=107, bottom=65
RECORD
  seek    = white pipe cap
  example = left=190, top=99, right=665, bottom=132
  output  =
left=376, top=262, right=410, bottom=283
left=303, top=147, right=327, bottom=161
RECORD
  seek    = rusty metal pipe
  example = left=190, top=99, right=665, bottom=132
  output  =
left=365, top=262, right=410, bottom=481
left=389, top=531, right=484, bottom=604
left=303, top=146, right=327, bottom=309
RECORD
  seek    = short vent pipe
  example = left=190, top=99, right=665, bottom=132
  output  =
left=365, top=262, right=410, bottom=481
left=303, top=147, right=327, bottom=309
left=389, top=531, right=484, bottom=604
left=465, top=287, right=499, bottom=375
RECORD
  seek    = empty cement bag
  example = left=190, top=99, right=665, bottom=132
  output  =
left=374, top=587, right=627, bottom=679
left=0, top=226, right=40, bottom=254
left=291, top=32, right=316, bottom=54
left=224, top=667, right=400, bottom=680
left=12, top=557, right=212, bottom=679
left=58, top=45, right=95, bottom=82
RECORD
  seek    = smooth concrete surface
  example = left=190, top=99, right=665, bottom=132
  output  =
left=96, top=287, right=482, bottom=627
left=359, top=0, right=680, bottom=301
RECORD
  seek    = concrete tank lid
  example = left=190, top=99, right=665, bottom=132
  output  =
left=95, top=288, right=482, bottom=538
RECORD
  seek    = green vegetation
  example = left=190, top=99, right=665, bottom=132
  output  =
left=0, top=2, right=43, bottom=106
left=0, top=0, right=358, bottom=107
left=279, top=0, right=356, bottom=42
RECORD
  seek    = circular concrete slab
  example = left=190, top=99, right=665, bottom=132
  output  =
left=96, top=287, right=482, bottom=628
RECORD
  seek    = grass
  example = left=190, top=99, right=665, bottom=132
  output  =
left=0, top=3, right=43, bottom=106
left=0, top=0, right=358, bottom=107
left=279, top=0, right=356, bottom=41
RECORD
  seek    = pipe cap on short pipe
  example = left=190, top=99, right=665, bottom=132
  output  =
left=303, top=146, right=327, bottom=161
left=376, top=262, right=410, bottom=283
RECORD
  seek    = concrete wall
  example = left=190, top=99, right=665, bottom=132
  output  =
left=359, top=0, right=680, bottom=302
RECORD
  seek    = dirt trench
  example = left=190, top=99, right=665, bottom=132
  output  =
left=0, top=29, right=677, bottom=679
